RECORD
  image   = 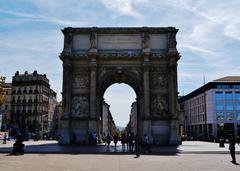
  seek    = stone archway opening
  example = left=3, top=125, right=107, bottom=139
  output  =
left=96, top=69, right=142, bottom=144
left=101, top=83, right=137, bottom=141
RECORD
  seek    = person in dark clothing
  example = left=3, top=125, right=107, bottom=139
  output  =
left=106, top=133, right=111, bottom=149
left=88, top=132, right=92, bottom=145
left=129, top=133, right=134, bottom=151
left=229, top=135, right=237, bottom=164
left=121, top=133, right=126, bottom=151
left=12, top=133, right=25, bottom=155
left=134, top=134, right=140, bottom=158
left=126, top=134, right=130, bottom=151
left=113, top=134, right=119, bottom=150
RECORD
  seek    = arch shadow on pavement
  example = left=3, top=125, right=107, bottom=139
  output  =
left=0, top=140, right=181, bottom=156
left=1, top=140, right=240, bottom=156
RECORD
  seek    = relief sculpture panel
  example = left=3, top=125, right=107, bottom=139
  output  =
left=72, top=73, right=89, bottom=89
left=71, top=95, right=89, bottom=117
left=151, top=94, right=168, bottom=117
left=151, top=72, right=168, bottom=89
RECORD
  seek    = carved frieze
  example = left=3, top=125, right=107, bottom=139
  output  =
left=71, top=95, right=89, bottom=116
left=150, top=66, right=168, bottom=73
left=72, top=73, right=89, bottom=89
left=151, top=94, right=168, bottom=116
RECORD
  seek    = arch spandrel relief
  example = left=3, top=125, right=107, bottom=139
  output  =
left=72, top=73, right=89, bottom=89
left=151, top=94, right=169, bottom=117
left=151, top=73, right=168, bottom=89
left=71, top=95, right=89, bottom=117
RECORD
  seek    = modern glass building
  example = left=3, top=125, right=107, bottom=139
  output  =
left=179, top=76, right=240, bottom=141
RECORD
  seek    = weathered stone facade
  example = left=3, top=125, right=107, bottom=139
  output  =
left=59, top=27, right=181, bottom=145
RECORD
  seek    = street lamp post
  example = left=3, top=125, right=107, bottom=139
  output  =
left=41, top=113, right=48, bottom=139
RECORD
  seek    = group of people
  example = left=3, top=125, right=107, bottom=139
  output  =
left=103, top=132, right=151, bottom=157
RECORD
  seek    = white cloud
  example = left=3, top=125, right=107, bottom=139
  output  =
left=99, top=0, right=143, bottom=19
left=180, top=44, right=217, bottom=55
left=224, top=21, right=240, bottom=41
left=0, top=8, right=87, bottom=26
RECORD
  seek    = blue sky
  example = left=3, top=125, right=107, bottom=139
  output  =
left=1, top=0, right=240, bottom=126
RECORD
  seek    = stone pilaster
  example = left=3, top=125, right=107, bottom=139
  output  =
left=143, top=55, right=151, bottom=135
left=90, top=64, right=97, bottom=118
left=168, top=55, right=181, bottom=145
left=63, top=59, right=72, bottom=118
left=59, top=58, right=72, bottom=144
left=88, top=53, right=98, bottom=133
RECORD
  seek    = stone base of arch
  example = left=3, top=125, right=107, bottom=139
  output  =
left=59, top=119, right=181, bottom=145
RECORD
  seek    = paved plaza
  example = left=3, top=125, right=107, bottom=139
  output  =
left=0, top=153, right=240, bottom=171
left=0, top=141, right=240, bottom=171
left=0, top=140, right=240, bottom=154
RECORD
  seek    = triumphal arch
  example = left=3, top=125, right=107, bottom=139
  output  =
left=59, top=27, right=181, bottom=145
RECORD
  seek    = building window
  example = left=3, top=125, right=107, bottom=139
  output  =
left=215, top=92, right=223, bottom=100
left=225, top=92, right=233, bottom=100
left=236, top=102, right=240, bottom=110
left=216, top=103, right=224, bottom=110
left=226, top=112, right=233, bottom=120
left=216, top=112, right=224, bottom=120
left=217, top=85, right=230, bottom=89
left=233, top=85, right=240, bottom=89
left=237, top=113, right=240, bottom=120
left=236, top=92, right=240, bottom=100
left=226, top=103, right=233, bottom=110
left=5, top=105, right=8, bottom=110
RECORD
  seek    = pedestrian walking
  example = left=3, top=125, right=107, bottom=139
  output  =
left=121, top=133, right=126, bottom=151
left=88, top=132, right=92, bottom=144
left=106, top=133, right=111, bottom=149
left=129, top=133, right=134, bottom=151
left=229, top=135, right=237, bottom=164
left=113, top=134, right=119, bottom=150
left=126, top=133, right=130, bottom=151
left=135, top=134, right=140, bottom=158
